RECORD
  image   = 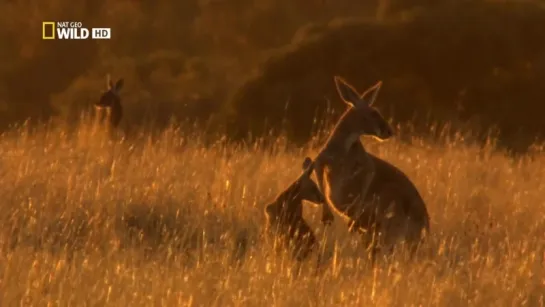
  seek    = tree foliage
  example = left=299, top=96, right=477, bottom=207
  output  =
left=227, top=1, right=545, bottom=150
left=1, top=0, right=544, bottom=150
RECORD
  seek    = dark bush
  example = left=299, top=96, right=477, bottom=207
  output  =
left=0, top=0, right=419, bottom=132
left=226, top=1, right=545, bottom=150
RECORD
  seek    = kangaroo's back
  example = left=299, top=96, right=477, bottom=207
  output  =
left=368, top=152, right=423, bottom=201
left=368, top=151, right=430, bottom=228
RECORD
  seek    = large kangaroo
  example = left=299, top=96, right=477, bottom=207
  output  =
left=264, top=157, right=326, bottom=262
left=95, top=74, right=124, bottom=130
left=313, top=76, right=430, bottom=259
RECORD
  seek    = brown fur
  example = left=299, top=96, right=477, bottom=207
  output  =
left=313, top=76, right=430, bottom=259
left=264, top=157, right=325, bottom=262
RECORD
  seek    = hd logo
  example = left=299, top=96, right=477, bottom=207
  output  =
left=42, top=22, right=111, bottom=40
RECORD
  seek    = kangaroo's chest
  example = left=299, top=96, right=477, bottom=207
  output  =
left=322, top=153, right=372, bottom=207
left=325, top=155, right=365, bottom=180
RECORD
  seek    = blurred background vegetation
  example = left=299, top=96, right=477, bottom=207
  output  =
left=1, top=0, right=545, bottom=151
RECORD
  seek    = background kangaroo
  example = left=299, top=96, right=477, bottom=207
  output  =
left=264, top=157, right=326, bottom=262
left=313, top=76, right=430, bottom=260
left=95, top=74, right=124, bottom=131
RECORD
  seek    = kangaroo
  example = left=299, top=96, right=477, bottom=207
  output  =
left=313, top=76, right=430, bottom=260
left=264, top=157, right=326, bottom=262
left=95, top=74, right=124, bottom=130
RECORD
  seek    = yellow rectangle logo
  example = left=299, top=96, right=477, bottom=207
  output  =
left=42, top=22, right=55, bottom=39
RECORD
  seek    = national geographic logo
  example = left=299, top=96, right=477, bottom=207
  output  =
left=42, top=21, right=111, bottom=40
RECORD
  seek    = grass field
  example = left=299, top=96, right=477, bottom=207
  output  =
left=0, top=121, right=544, bottom=306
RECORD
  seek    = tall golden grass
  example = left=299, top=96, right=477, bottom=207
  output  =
left=0, top=119, right=544, bottom=306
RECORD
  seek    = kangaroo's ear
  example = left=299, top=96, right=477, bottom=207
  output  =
left=106, top=74, right=113, bottom=90
left=114, top=78, right=124, bottom=92
left=302, top=156, right=314, bottom=173
left=360, top=81, right=382, bottom=106
left=265, top=203, right=277, bottom=217
left=334, top=76, right=360, bottom=107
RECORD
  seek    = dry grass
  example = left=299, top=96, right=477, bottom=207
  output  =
left=0, top=121, right=544, bottom=306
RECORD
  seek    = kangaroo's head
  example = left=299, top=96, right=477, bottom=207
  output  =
left=95, top=74, right=124, bottom=127
left=96, top=74, right=124, bottom=108
left=265, top=157, right=325, bottom=226
left=333, top=76, right=393, bottom=142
